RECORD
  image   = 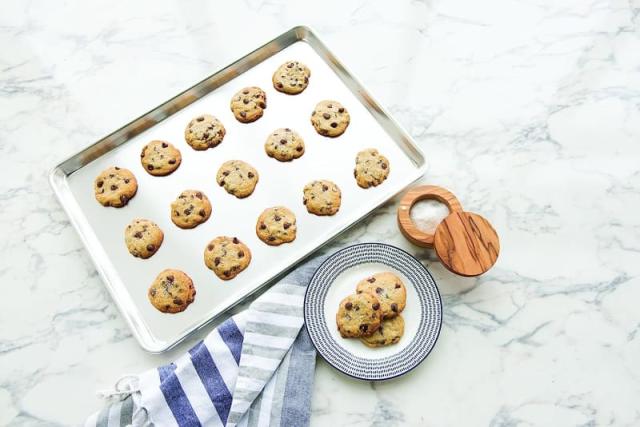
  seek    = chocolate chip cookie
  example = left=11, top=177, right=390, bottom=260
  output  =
left=204, top=236, right=252, bottom=280
left=140, top=140, right=182, bottom=176
left=336, top=293, right=383, bottom=338
left=272, top=60, right=311, bottom=94
left=148, top=269, right=196, bottom=314
left=230, top=87, right=267, bottom=123
left=360, top=315, right=405, bottom=348
left=170, top=190, right=212, bottom=229
left=310, top=100, right=350, bottom=137
left=264, top=128, right=305, bottom=161
left=255, top=206, right=297, bottom=246
left=356, top=272, right=406, bottom=319
left=216, top=160, right=259, bottom=198
left=124, top=218, right=164, bottom=259
left=94, top=166, right=138, bottom=208
left=184, top=114, right=226, bottom=150
left=303, top=180, right=341, bottom=216
left=354, top=148, right=390, bottom=188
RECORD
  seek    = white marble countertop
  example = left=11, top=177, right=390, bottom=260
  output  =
left=2, top=0, right=640, bottom=425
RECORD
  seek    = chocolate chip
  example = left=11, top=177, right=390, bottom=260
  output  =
left=322, top=185, right=328, bottom=191
left=391, top=303, right=398, bottom=312
left=330, top=122, right=338, bottom=128
left=240, top=111, right=246, bottom=118
left=150, top=288, right=156, bottom=297
left=237, top=250, right=244, bottom=258
left=359, top=324, right=368, bottom=332
left=110, top=185, right=118, bottom=191
left=247, top=172, right=254, bottom=178
left=367, top=277, right=376, bottom=283
left=274, top=215, right=281, bottom=222
left=243, top=89, right=249, bottom=94
left=280, top=139, right=287, bottom=144
left=147, top=244, right=155, bottom=252
left=322, top=112, right=330, bottom=119
left=372, top=303, right=380, bottom=310
left=173, top=298, right=183, bottom=305
left=195, top=192, right=203, bottom=200
left=304, top=77, right=309, bottom=83
left=312, top=111, right=316, bottom=116
left=166, top=275, right=174, bottom=282
left=303, top=198, right=307, bottom=205
left=327, top=104, right=333, bottom=108
left=168, top=159, right=176, bottom=164
left=147, top=165, right=154, bottom=171
left=232, top=237, right=239, bottom=244
left=268, top=236, right=275, bottom=241
left=287, top=62, right=294, bottom=68
left=243, top=98, right=249, bottom=104
left=114, top=166, right=120, bottom=170
left=381, top=163, right=387, bottom=169
left=338, top=107, right=344, bottom=113
left=124, top=179, right=130, bottom=184
left=260, top=223, right=266, bottom=230
left=203, top=132, right=209, bottom=139
left=197, top=116, right=204, bottom=121
left=395, top=283, right=401, bottom=289
left=223, top=171, right=229, bottom=176
left=376, top=287, right=383, bottom=294
left=285, top=128, right=291, bottom=132
left=296, top=146, right=303, bottom=152
left=219, top=180, right=225, bottom=187
left=345, top=302, right=353, bottom=310
left=120, top=195, right=128, bottom=204
left=96, top=180, right=103, bottom=188
left=277, top=82, right=283, bottom=88
left=134, top=232, right=143, bottom=239
left=162, top=142, right=168, bottom=148
left=283, top=222, right=291, bottom=229
left=184, top=208, right=192, bottom=215
left=214, top=257, right=221, bottom=266
left=223, top=270, right=231, bottom=277
left=207, top=244, right=214, bottom=251
left=258, top=102, right=266, bottom=109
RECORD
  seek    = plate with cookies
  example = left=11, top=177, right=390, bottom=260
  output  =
left=304, top=243, right=442, bottom=381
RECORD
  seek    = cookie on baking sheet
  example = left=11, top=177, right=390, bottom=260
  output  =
left=310, top=100, right=350, bottom=137
left=356, top=272, right=406, bottom=319
left=184, top=114, right=226, bottom=150
left=360, top=315, right=405, bottom=348
left=272, top=60, right=311, bottom=94
left=148, top=269, right=196, bottom=314
left=204, top=236, right=252, bottom=280
left=230, top=87, right=267, bottom=123
left=94, top=166, right=138, bottom=208
left=354, top=148, right=390, bottom=189
left=216, top=160, right=259, bottom=198
left=124, top=218, right=164, bottom=259
left=264, top=128, right=305, bottom=162
left=255, top=206, right=297, bottom=246
left=303, top=180, right=341, bottom=216
left=336, top=293, right=383, bottom=338
left=140, top=140, right=182, bottom=176
left=170, top=190, right=212, bottom=229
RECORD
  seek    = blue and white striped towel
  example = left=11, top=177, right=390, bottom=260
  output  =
left=86, top=256, right=323, bottom=427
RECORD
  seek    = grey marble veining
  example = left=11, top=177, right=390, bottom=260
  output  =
left=1, top=0, right=639, bottom=425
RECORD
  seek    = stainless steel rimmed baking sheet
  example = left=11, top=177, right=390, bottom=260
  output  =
left=49, top=26, right=426, bottom=352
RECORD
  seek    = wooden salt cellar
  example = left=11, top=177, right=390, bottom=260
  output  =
left=397, top=185, right=500, bottom=277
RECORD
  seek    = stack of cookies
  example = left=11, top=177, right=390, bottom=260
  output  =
left=91, top=59, right=393, bottom=315
left=336, top=272, right=407, bottom=348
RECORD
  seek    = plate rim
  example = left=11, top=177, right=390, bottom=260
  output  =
left=303, top=242, right=443, bottom=381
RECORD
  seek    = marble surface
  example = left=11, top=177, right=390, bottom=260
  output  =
left=1, top=0, right=639, bottom=425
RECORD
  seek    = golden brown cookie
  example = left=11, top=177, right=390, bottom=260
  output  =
left=170, top=190, right=212, bottom=229
left=336, top=293, right=383, bottom=338
left=310, top=100, right=350, bottom=137
left=184, top=114, right=226, bottom=150
left=204, top=236, right=252, bottom=280
left=272, top=60, right=311, bottom=94
left=360, top=315, right=405, bottom=347
left=255, top=206, right=297, bottom=246
left=148, top=269, right=196, bottom=314
left=303, top=180, right=341, bottom=216
left=356, top=272, right=406, bottom=319
left=124, top=218, right=164, bottom=259
left=140, top=140, right=182, bottom=176
left=216, top=160, right=259, bottom=198
left=264, top=128, right=305, bottom=161
left=230, top=87, right=267, bottom=123
left=354, top=148, right=390, bottom=188
left=94, top=166, right=138, bottom=208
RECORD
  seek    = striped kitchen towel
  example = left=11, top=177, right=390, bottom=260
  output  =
left=86, top=255, right=324, bottom=427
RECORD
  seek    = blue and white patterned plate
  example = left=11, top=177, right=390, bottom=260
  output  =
left=304, top=243, right=443, bottom=381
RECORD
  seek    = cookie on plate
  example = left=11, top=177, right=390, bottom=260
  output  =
left=148, top=269, right=196, bottom=314
left=264, top=128, right=305, bottom=161
left=216, top=160, right=259, bottom=198
left=356, top=272, right=406, bottom=319
left=184, top=114, right=226, bottom=150
left=354, top=148, right=390, bottom=189
left=140, top=140, right=182, bottom=176
left=230, top=87, right=267, bottom=123
left=360, top=315, right=405, bottom=348
left=124, top=218, right=164, bottom=259
left=272, top=60, right=311, bottom=94
left=310, top=100, right=350, bottom=137
left=303, top=180, right=341, bottom=216
left=256, top=206, right=297, bottom=246
left=170, top=190, right=212, bottom=229
left=204, top=236, right=252, bottom=280
left=336, top=293, right=383, bottom=338
left=94, top=166, right=138, bottom=208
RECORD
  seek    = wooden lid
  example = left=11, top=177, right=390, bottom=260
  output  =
left=434, top=211, right=500, bottom=277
